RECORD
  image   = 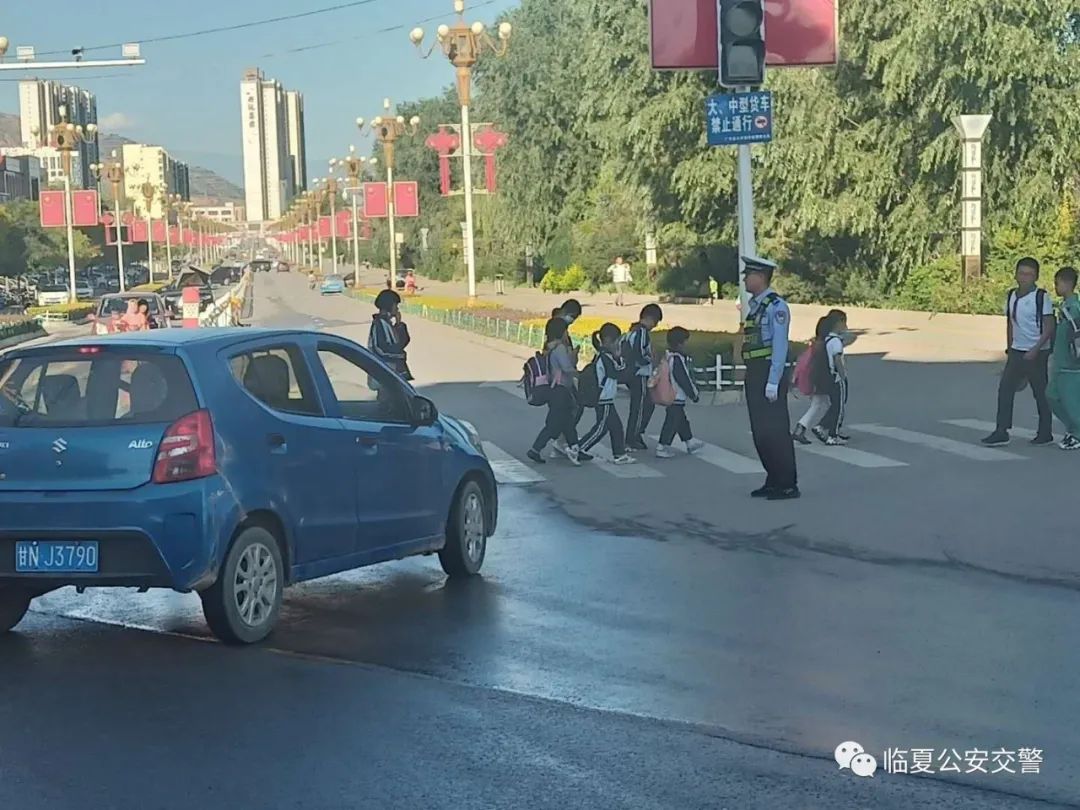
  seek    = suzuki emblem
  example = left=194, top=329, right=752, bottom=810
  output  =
left=52, top=438, right=68, bottom=454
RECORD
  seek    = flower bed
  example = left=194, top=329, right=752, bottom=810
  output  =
left=0, top=316, right=43, bottom=341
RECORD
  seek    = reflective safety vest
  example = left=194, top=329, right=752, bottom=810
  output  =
left=743, top=292, right=782, bottom=360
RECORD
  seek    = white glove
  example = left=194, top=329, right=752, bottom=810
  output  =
left=765, top=382, right=779, bottom=402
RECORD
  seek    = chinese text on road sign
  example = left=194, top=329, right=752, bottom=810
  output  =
left=705, top=91, right=773, bottom=146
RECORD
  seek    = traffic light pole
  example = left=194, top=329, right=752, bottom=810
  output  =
left=734, top=93, right=757, bottom=324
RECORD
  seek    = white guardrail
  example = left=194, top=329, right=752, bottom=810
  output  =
left=198, top=274, right=251, bottom=327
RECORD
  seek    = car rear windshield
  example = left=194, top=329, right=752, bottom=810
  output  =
left=0, top=351, right=198, bottom=427
left=99, top=297, right=161, bottom=317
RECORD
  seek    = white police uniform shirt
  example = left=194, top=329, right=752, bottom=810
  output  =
left=749, top=287, right=791, bottom=387
left=1006, top=288, right=1053, bottom=351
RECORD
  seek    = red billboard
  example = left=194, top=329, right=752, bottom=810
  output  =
left=649, top=0, right=838, bottom=70
left=364, top=182, right=388, bottom=218
left=393, top=182, right=420, bottom=218
left=71, top=190, right=100, bottom=227
left=39, top=191, right=66, bottom=228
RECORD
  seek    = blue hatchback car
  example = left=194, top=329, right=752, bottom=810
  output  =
left=0, top=329, right=497, bottom=644
left=320, top=274, right=346, bottom=295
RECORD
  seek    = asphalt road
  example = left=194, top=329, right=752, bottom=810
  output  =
left=3, top=272, right=1077, bottom=808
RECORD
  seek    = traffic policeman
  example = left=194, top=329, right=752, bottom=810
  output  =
left=741, top=256, right=799, bottom=500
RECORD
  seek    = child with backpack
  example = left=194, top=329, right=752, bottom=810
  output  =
left=578, top=323, right=635, bottom=465
left=623, top=303, right=664, bottom=451
left=655, top=327, right=705, bottom=458
left=792, top=315, right=832, bottom=445
left=527, top=317, right=590, bottom=466
left=817, top=310, right=850, bottom=445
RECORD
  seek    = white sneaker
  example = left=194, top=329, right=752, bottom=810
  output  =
left=612, top=453, right=637, bottom=465
left=824, top=435, right=848, bottom=446
left=655, top=445, right=676, bottom=458
left=686, top=438, right=705, bottom=454
left=552, top=439, right=569, bottom=458
left=565, top=445, right=581, bottom=466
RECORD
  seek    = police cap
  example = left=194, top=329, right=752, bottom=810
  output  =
left=741, top=255, right=778, bottom=277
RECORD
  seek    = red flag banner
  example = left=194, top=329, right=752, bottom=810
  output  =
left=169, top=226, right=180, bottom=244
left=317, top=216, right=332, bottom=240
left=71, top=190, right=100, bottom=227
left=393, top=182, right=420, bottom=218
left=648, top=0, right=838, bottom=70
left=151, top=220, right=167, bottom=242
left=130, top=220, right=149, bottom=243
left=39, top=191, right=66, bottom=228
left=364, top=182, right=388, bottom=218
left=335, top=210, right=352, bottom=238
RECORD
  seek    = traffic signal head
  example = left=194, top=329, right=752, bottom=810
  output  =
left=718, top=0, right=765, bottom=88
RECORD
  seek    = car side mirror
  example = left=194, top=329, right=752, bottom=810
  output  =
left=412, top=396, right=438, bottom=427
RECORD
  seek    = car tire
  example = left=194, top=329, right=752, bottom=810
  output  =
left=200, top=526, right=284, bottom=645
left=0, top=588, right=32, bottom=633
left=438, top=480, right=488, bottom=578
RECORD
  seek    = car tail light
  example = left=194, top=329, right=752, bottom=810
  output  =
left=153, top=409, right=216, bottom=484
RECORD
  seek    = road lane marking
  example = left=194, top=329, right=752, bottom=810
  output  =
left=648, top=435, right=763, bottom=474
left=587, top=445, right=664, bottom=478
left=481, top=442, right=546, bottom=485
left=848, top=424, right=1026, bottom=461
left=941, top=419, right=1037, bottom=441
left=797, top=443, right=909, bottom=468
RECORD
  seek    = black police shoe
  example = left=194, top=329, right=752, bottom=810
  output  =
left=981, top=431, right=1010, bottom=446
left=767, top=487, right=801, bottom=501
left=1030, top=434, right=1054, bottom=446
left=751, top=486, right=776, bottom=498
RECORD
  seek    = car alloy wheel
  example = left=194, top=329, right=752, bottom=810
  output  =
left=462, top=490, right=485, bottom=566
left=438, top=480, right=487, bottom=578
left=233, top=541, right=279, bottom=628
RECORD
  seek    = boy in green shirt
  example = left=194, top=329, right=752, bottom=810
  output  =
left=1048, top=266, right=1080, bottom=450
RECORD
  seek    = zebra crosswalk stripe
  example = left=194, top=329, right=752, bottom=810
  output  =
left=481, top=442, right=546, bottom=485
left=647, top=435, right=763, bottom=474
left=848, top=424, right=1026, bottom=461
left=797, top=443, right=908, bottom=468
left=587, top=445, right=664, bottom=478
left=941, top=419, right=1037, bottom=440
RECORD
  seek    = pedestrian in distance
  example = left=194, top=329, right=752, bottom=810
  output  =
left=607, top=256, right=632, bottom=306
left=578, top=323, right=635, bottom=465
left=1048, top=266, right=1080, bottom=450
left=982, top=257, right=1056, bottom=446
left=708, top=276, right=719, bottom=306
left=792, top=315, right=832, bottom=445
left=623, top=303, right=664, bottom=451
left=528, top=317, right=591, bottom=466
left=741, top=256, right=799, bottom=500
left=655, top=326, right=705, bottom=458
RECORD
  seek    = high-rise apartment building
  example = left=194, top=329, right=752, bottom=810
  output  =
left=121, top=144, right=191, bottom=218
left=18, top=79, right=98, bottom=189
left=240, top=69, right=307, bottom=223
left=286, top=91, right=307, bottom=195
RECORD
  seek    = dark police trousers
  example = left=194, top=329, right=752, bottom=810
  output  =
left=746, top=360, right=797, bottom=489
left=995, top=349, right=1052, bottom=438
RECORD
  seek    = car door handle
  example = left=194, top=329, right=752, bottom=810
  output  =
left=267, top=433, right=287, bottom=453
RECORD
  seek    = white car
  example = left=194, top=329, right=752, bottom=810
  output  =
left=35, top=285, right=71, bottom=307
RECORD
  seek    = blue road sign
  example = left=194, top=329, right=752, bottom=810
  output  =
left=705, top=91, right=773, bottom=146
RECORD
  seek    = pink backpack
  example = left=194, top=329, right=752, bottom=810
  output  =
left=649, top=352, right=677, bottom=406
left=792, top=343, right=816, bottom=396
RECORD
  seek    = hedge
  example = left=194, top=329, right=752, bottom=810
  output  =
left=0, top=317, right=43, bottom=340
left=27, top=303, right=96, bottom=320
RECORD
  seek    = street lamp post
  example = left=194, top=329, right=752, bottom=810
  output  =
left=336, top=146, right=370, bottom=288
left=47, top=104, right=98, bottom=300
left=357, top=99, right=420, bottom=288
left=323, top=167, right=341, bottom=276
left=411, top=2, right=511, bottom=300
left=311, top=180, right=327, bottom=275
left=90, top=152, right=126, bottom=292
left=141, top=181, right=156, bottom=282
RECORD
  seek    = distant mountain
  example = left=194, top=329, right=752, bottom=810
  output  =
left=0, top=112, right=243, bottom=202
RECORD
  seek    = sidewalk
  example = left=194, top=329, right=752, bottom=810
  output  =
left=366, top=267, right=1005, bottom=364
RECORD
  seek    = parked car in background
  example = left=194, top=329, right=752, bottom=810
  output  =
left=320, top=274, right=346, bottom=295
left=0, top=329, right=497, bottom=643
left=276, top=261, right=290, bottom=273
left=36, top=285, right=71, bottom=307
left=249, top=260, right=273, bottom=273
left=161, top=268, right=215, bottom=316
left=210, top=264, right=244, bottom=286
left=90, top=293, right=173, bottom=334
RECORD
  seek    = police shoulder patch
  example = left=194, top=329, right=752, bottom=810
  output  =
left=775, top=309, right=788, bottom=325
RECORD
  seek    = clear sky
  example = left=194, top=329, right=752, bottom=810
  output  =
left=1, top=0, right=519, bottom=186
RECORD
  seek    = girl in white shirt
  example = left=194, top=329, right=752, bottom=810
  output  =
left=818, top=310, right=849, bottom=445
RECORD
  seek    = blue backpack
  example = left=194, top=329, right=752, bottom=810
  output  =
left=522, top=352, right=551, bottom=406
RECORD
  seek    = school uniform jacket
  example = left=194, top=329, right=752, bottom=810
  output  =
left=623, top=324, right=653, bottom=377
left=593, top=350, right=625, bottom=404
left=668, top=351, right=700, bottom=404
left=369, top=313, right=405, bottom=364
